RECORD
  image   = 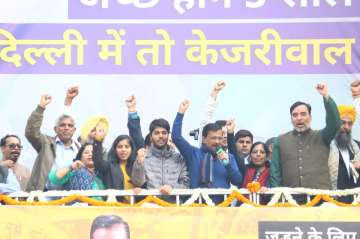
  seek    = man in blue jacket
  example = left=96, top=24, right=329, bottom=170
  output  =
left=171, top=99, right=242, bottom=199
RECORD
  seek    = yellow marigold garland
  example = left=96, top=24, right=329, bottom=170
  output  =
left=302, top=194, right=323, bottom=207
left=321, top=195, right=360, bottom=207
left=246, top=182, right=261, bottom=193
left=1, top=191, right=360, bottom=207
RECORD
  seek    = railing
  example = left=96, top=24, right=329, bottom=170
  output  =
left=2, top=187, right=360, bottom=207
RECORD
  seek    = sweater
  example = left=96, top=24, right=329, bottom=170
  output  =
left=172, top=113, right=242, bottom=189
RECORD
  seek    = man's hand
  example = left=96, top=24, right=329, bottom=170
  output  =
left=133, top=187, right=143, bottom=195
left=0, top=159, right=15, bottom=169
left=64, top=86, right=79, bottom=106
left=159, top=185, right=172, bottom=195
left=167, top=138, right=176, bottom=150
left=178, top=99, right=190, bottom=114
left=210, top=80, right=226, bottom=100
left=226, top=118, right=236, bottom=134
left=351, top=160, right=360, bottom=170
left=316, top=83, right=329, bottom=98
left=136, top=148, right=146, bottom=165
left=39, top=94, right=52, bottom=108
left=125, top=95, right=137, bottom=113
left=351, top=80, right=360, bottom=99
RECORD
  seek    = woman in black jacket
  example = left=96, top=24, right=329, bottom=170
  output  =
left=93, top=135, right=138, bottom=195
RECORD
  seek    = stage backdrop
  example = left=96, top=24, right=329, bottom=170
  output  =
left=0, top=0, right=359, bottom=169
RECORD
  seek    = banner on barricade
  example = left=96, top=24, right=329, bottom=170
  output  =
left=0, top=206, right=359, bottom=239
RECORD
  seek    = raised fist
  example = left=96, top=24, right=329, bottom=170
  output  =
left=65, top=86, right=79, bottom=106
left=351, top=80, right=360, bottom=99
left=315, top=83, right=328, bottom=97
left=213, top=80, right=226, bottom=92
left=66, top=86, right=79, bottom=99
left=39, top=94, right=52, bottom=108
left=178, top=99, right=190, bottom=114
left=125, top=95, right=137, bottom=112
left=226, top=118, right=236, bottom=134
left=211, top=80, right=226, bottom=100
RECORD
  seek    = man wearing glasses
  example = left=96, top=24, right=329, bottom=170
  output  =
left=0, top=135, right=30, bottom=193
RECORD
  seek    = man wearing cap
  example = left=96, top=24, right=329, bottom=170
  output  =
left=328, top=105, right=360, bottom=193
left=79, top=116, right=109, bottom=145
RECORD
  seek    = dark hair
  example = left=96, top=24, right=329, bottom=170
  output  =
left=0, top=134, right=21, bottom=147
left=265, top=137, right=276, bottom=148
left=202, top=123, right=222, bottom=137
left=149, top=118, right=170, bottom=134
left=234, top=130, right=253, bottom=143
left=144, top=133, right=151, bottom=147
left=90, top=215, right=130, bottom=239
left=215, top=120, right=227, bottom=128
left=290, top=101, right=311, bottom=115
left=108, top=135, right=136, bottom=176
left=250, top=141, right=269, bottom=157
left=73, top=143, right=93, bottom=162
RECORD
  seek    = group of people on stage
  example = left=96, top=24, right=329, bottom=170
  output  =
left=1, top=80, right=360, bottom=204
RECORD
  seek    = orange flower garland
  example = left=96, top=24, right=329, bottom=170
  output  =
left=246, top=182, right=261, bottom=193
left=1, top=191, right=360, bottom=207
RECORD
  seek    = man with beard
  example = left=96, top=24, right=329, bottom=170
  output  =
left=328, top=105, right=360, bottom=192
left=270, top=83, right=342, bottom=190
left=127, top=95, right=189, bottom=198
left=25, top=88, right=80, bottom=191
left=0, top=135, right=30, bottom=193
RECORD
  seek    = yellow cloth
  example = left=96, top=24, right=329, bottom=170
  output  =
left=120, top=163, right=134, bottom=190
left=338, top=105, right=356, bottom=122
left=120, top=163, right=134, bottom=203
left=80, top=116, right=109, bottom=142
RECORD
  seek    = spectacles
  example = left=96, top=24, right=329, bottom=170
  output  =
left=6, top=144, right=23, bottom=150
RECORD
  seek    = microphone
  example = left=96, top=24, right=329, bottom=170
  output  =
left=215, top=146, right=225, bottom=155
left=215, top=146, right=229, bottom=165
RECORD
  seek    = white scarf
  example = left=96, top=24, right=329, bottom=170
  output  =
left=328, top=139, right=360, bottom=190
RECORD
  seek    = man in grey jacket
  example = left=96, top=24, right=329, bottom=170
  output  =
left=25, top=88, right=80, bottom=191
left=127, top=95, right=189, bottom=196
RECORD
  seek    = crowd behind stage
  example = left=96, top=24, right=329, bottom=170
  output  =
left=1, top=80, right=360, bottom=204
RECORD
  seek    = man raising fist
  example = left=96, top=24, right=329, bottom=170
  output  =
left=270, top=83, right=341, bottom=192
